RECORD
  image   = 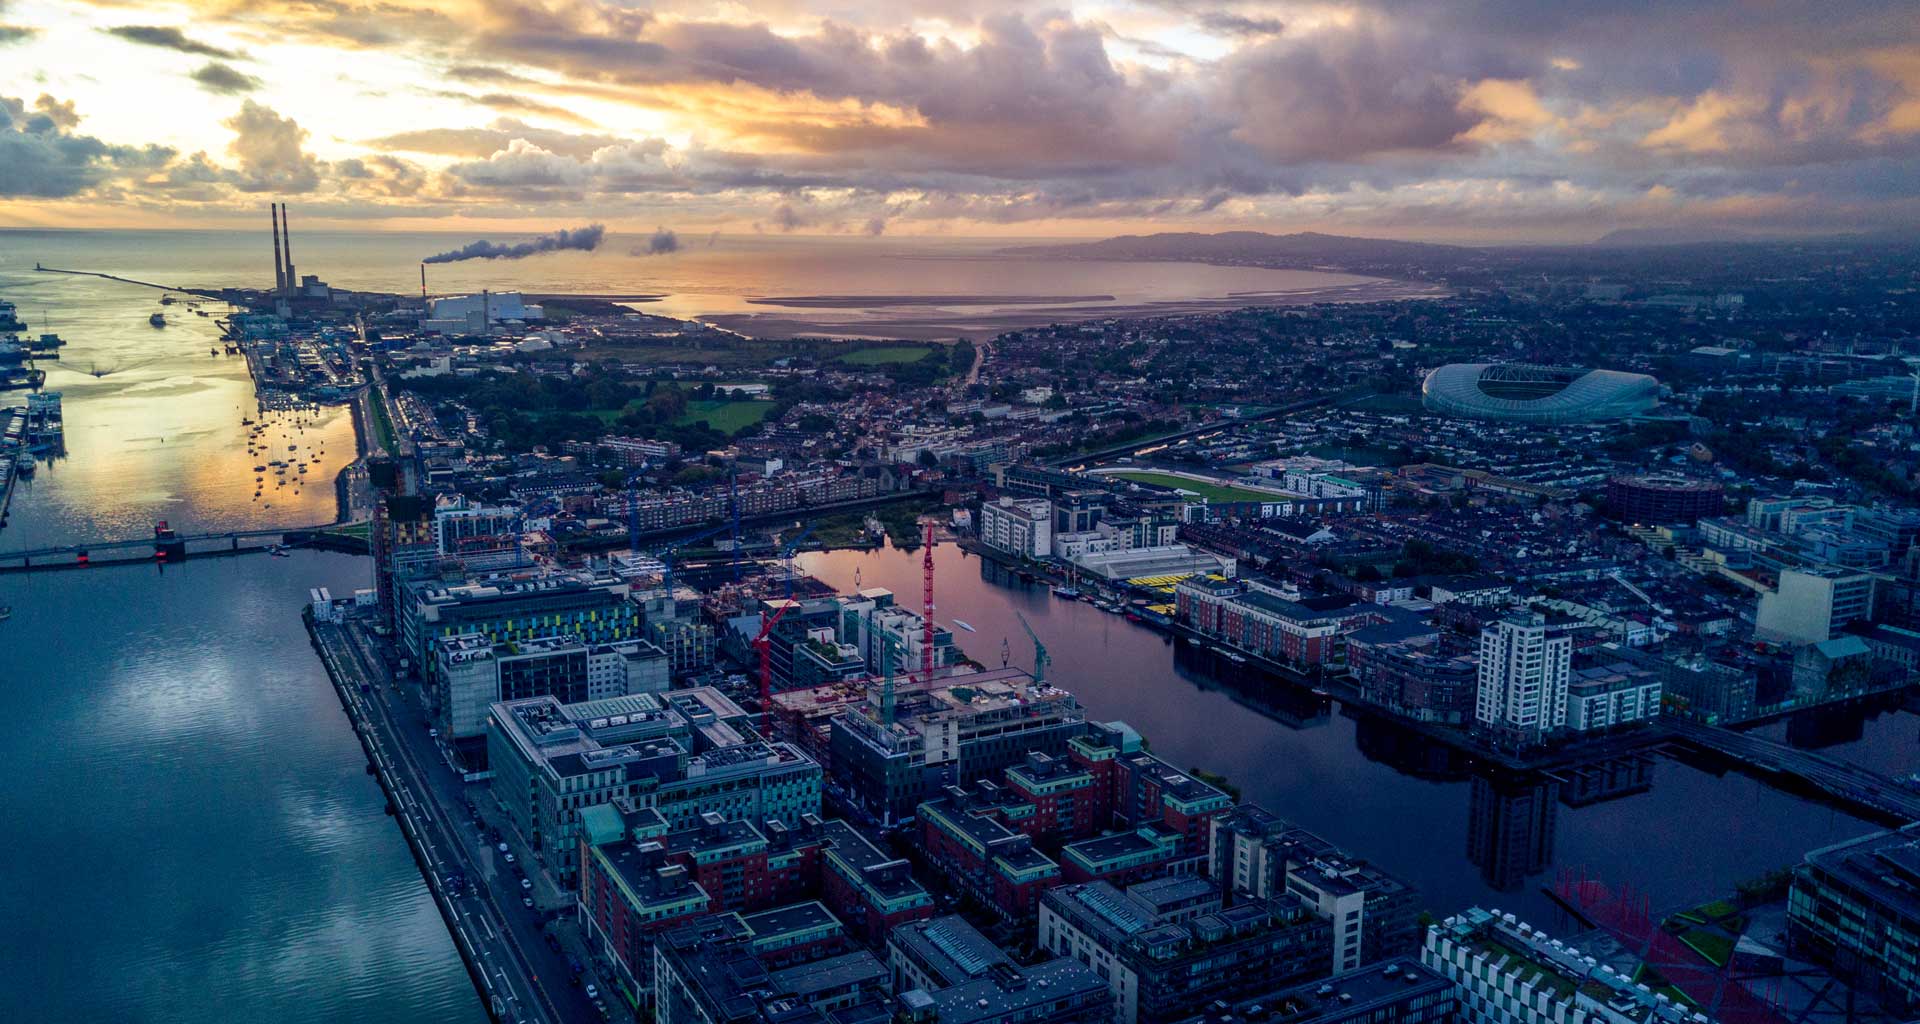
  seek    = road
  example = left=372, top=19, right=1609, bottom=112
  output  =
left=331, top=619, right=630, bottom=1023
left=316, top=619, right=589, bottom=1023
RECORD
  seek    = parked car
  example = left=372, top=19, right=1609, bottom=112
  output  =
left=585, top=984, right=599, bottom=1000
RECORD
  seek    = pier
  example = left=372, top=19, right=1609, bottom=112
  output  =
left=33, top=263, right=226, bottom=301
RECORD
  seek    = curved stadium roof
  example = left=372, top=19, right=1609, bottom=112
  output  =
left=1421, top=363, right=1660, bottom=424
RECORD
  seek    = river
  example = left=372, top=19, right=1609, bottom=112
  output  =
left=798, top=541, right=1915, bottom=926
left=0, top=267, right=480, bottom=1021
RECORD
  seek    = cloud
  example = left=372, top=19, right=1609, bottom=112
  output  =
left=423, top=223, right=605, bottom=263
left=222, top=100, right=319, bottom=192
left=0, top=94, right=147, bottom=198
left=102, top=25, right=243, bottom=60
left=1198, top=12, right=1285, bottom=38
left=368, top=119, right=622, bottom=159
left=0, top=24, right=37, bottom=45
left=634, top=226, right=680, bottom=254
left=191, top=62, right=262, bottom=96
left=426, top=89, right=597, bottom=127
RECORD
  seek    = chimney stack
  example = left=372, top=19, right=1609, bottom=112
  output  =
left=270, top=203, right=286, bottom=295
left=280, top=204, right=297, bottom=294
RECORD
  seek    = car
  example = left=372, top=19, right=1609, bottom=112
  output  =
left=520, top=878, right=532, bottom=890
left=504, top=852, right=515, bottom=864
left=496, top=841, right=508, bottom=853
left=428, top=728, right=439, bottom=738
left=521, top=896, right=534, bottom=907
left=584, top=984, right=599, bottom=1000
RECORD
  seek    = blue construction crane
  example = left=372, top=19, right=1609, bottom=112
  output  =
left=776, top=525, right=814, bottom=601
left=1015, top=611, right=1049, bottom=685
left=652, top=522, right=729, bottom=595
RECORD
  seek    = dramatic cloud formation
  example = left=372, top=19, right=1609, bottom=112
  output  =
left=0, top=0, right=1915, bottom=238
left=423, top=223, right=606, bottom=263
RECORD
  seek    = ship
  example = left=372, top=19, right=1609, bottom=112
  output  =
left=1051, top=586, right=1080, bottom=599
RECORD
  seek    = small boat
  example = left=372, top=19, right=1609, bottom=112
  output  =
left=951, top=619, right=976, bottom=633
left=0, top=606, right=11, bottom=621
left=149, top=312, right=166, bottom=327
left=15, top=453, right=35, bottom=476
left=1052, top=586, right=1080, bottom=599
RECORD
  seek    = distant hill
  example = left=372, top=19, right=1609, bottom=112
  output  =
left=1588, top=227, right=1769, bottom=247
left=1004, top=230, right=1473, bottom=265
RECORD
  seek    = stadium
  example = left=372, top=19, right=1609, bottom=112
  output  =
left=1421, top=363, right=1661, bottom=424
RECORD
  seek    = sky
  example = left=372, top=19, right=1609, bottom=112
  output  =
left=2, top=0, right=1919, bottom=241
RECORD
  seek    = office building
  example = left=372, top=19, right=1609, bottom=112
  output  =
left=1789, top=824, right=1920, bottom=1014
left=1475, top=612, right=1571, bottom=744
left=1173, top=957, right=1456, bottom=1024
left=1564, top=656, right=1663, bottom=732
left=652, top=905, right=892, bottom=1024
left=488, top=688, right=822, bottom=880
left=1039, top=879, right=1331, bottom=1024
left=434, top=631, right=667, bottom=761
left=830, top=668, right=1084, bottom=823
left=889, top=916, right=1111, bottom=1024
left=1755, top=565, right=1878, bottom=645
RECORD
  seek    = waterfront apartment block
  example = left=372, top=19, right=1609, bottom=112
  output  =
left=1475, top=611, right=1571, bottom=744
left=980, top=496, right=1054, bottom=559
left=1789, top=824, right=1920, bottom=1014
left=1039, top=879, right=1332, bottom=1024
left=1422, top=907, right=1704, bottom=1024
left=1208, top=803, right=1421, bottom=973
left=488, top=688, right=821, bottom=880
left=1174, top=575, right=1391, bottom=668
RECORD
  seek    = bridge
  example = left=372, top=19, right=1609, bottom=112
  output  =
left=0, top=522, right=359, bottom=570
left=1662, top=716, right=1920, bottom=824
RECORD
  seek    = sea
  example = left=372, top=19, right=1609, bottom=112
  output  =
left=0, top=230, right=1912, bottom=1021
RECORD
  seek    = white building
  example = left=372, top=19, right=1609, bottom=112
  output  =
left=1475, top=612, right=1571, bottom=743
left=979, top=497, right=1053, bottom=559
left=421, top=291, right=542, bottom=334
left=1424, top=908, right=1705, bottom=1024
left=1565, top=657, right=1662, bottom=732
left=586, top=639, right=670, bottom=699
left=1754, top=565, right=1877, bottom=645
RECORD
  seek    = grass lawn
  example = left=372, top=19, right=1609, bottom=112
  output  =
left=1111, top=471, right=1285, bottom=503
left=838, top=345, right=933, bottom=366
left=1305, top=443, right=1398, bottom=466
left=1677, top=928, right=1737, bottom=967
left=676, top=399, right=774, bottom=434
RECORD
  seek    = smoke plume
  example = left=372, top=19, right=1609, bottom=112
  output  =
left=424, top=223, right=604, bottom=263
left=634, top=226, right=680, bottom=255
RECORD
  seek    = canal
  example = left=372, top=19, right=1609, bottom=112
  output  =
left=798, top=541, right=1913, bottom=926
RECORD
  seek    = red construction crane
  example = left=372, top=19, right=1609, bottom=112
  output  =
left=754, top=599, right=798, bottom=711
left=922, top=520, right=936, bottom=680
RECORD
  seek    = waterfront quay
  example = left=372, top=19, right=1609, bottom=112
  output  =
left=309, top=614, right=617, bottom=1024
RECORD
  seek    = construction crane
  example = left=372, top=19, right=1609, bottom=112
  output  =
left=652, top=522, right=729, bottom=596
left=753, top=597, right=799, bottom=713
left=777, top=525, right=814, bottom=601
left=1015, top=610, right=1049, bottom=685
